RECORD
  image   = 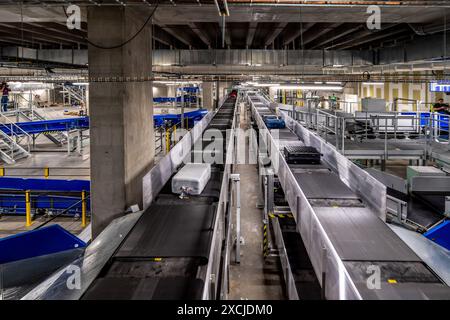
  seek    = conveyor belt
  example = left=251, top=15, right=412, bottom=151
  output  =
left=115, top=204, right=216, bottom=262
left=83, top=276, right=204, bottom=300
left=81, top=94, right=238, bottom=300
left=249, top=92, right=450, bottom=300
left=293, top=171, right=359, bottom=200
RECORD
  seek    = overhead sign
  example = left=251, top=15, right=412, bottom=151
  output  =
left=430, top=82, right=450, bottom=92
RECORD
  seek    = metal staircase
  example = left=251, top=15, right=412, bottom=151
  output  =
left=0, top=114, right=32, bottom=164
left=62, top=85, right=86, bottom=106
left=0, top=129, right=30, bottom=164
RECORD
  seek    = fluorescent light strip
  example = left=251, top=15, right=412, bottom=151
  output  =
left=362, top=82, right=384, bottom=86
left=272, top=85, right=343, bottom=91
left=254, top=83, right=280, bottom=87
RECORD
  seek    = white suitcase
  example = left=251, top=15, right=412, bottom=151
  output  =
left=171, top=163, right=212, bottom=195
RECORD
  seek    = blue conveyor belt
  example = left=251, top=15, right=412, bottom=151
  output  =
left=0, top=177, right=90, bottom=192
left=0, top=177, right=91, bottom=216
left=0, top=110, right=208, bottom=136
left=424, top=220, right=450, bottom=251
left=153, top=109, right=208, bottom=127
left=0, top=117, right=89, bottom=135
left=0, top=193, right=90, bottom=216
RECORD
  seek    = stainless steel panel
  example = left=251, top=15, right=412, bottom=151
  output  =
left=365, top=168, right=408, bottom=194
left=142, top=111, right=214, bottom=209
left=22, top=212, right=143, bottom=300
left=411, top=176, right=450, bottom=193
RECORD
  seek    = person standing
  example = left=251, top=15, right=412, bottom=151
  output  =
left=1, top=82, right=11, bottom=112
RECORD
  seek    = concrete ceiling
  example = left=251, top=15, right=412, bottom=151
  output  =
left=0, top=3, right=448, bottom=50
left=0, top=1, right=449, bottom=80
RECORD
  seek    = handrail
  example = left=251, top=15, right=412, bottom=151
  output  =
left=0, top=113, right=32, bottom=152
left=35, top=194, right=91, bottom=230
left=279, top=101, right=449, bottom=158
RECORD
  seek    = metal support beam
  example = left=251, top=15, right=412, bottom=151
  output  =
left=325, top=24, right=399, bottom=50
left=246, top=22, right=257, bottom=48
left=155, top=21, right=194, bottom=47
left=188, top=22, right=211, bottom=48
left=334, top=27, right=409, bottom=50
left=153, top=25, right=182, bottom=48
left=309, top=24, right=363, bottom=49
left=264, top=22, right=288, bottom=47
left=302, top=23, right=343, bottom=46
left=281, top=22, right=315, bottom=46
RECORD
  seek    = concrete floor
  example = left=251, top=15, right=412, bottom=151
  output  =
left=0, top=215, right=87, bottom=238
left=228, top=102, right=285, bottom=300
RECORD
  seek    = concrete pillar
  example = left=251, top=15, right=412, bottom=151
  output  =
left=202, top=82, right=214, bottom=110
left=167, top=85, right=176, bottom=97
left=88, top=7, right=154, bottom=237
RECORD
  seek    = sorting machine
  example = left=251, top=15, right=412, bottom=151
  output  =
left=248, top=91, right=450, bottom=300
left=22, top=92, right=239, bottom=300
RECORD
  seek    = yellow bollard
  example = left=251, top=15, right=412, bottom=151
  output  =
left=81, top=190, right=87, bottom=228
left=173, top=125, right=177, bottom=143
left=44, top=167, right=49, bottom=179
left=165, top=128, right=170, bottom=154
left=0, top=167, right=4, bottom=177
left=25, top=190, right=32, bottom=227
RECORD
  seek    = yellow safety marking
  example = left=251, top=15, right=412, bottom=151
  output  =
left=44, top=167, right=49, bottom=179
left=269, top=213, right=294, bottom=219
left=387, top=279, right=397, bottom=284
left=81, top=190, right=87, bottom=228
left=25, top=190, right=32, bottom=227
left=0, top=167, right=4, bottom=177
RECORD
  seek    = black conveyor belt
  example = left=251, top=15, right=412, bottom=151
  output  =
left=83, top=277, right=204, bottom=300
left=115, top=204, right=216, bottom=263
